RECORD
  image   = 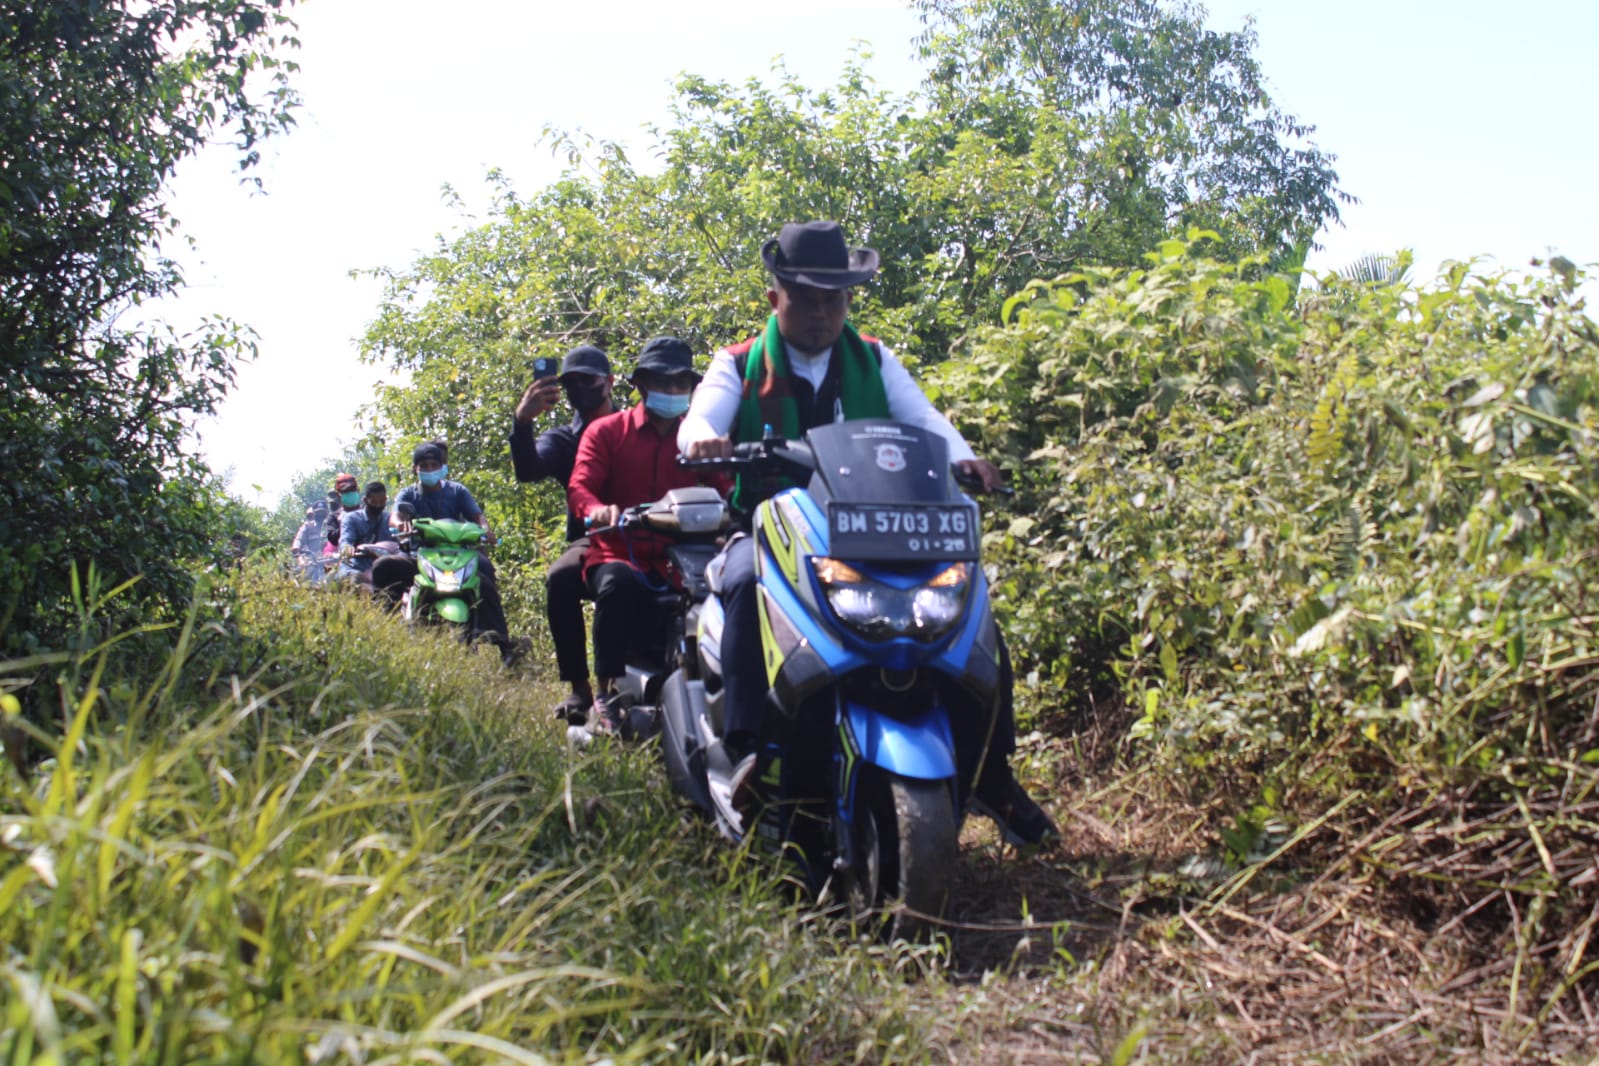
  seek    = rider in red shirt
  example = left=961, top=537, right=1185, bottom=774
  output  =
left=567, top=336, right=729, bottom=732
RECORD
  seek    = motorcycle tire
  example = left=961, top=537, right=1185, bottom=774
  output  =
left=850, top=770, right=957, bottom=941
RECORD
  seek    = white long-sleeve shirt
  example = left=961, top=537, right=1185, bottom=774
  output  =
left=678, top=338, right=977, bottom=464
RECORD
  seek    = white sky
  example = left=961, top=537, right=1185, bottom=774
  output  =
left=161, top=0, right=1599, bottom=504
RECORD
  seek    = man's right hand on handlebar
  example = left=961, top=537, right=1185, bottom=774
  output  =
left=587, top=504, right=621, bottom=530
left=681, top=436, right=733, bottom=461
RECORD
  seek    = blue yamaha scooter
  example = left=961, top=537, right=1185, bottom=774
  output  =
left=662, top=420, right=1006, bottom=938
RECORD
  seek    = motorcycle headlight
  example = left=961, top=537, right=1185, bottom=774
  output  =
left=812, top=558, right=970, bottom=642
left=420, top=557, right=460, bottom=592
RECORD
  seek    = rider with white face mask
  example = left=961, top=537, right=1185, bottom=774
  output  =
left=565, top=337, right=730, bottom=735
left=385, top=442, right=518, bottom=663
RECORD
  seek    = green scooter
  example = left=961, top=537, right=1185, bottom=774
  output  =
left=399, top=516, right=486, bottom=629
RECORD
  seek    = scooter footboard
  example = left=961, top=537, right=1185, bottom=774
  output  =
left=660, top=671, right=716, bottom=813
left=841, top=702, right=957, bottom=781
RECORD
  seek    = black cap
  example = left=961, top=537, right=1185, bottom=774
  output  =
left=761, top=220, right=879, bottom=290
left=412, top=442, right=444, bottom=466
left=558, top=345, right=611, bottom=383
left=631, top=336, right=700, bottom=382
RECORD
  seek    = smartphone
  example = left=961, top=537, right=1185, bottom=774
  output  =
left=532, top=356, right=558, bottom=381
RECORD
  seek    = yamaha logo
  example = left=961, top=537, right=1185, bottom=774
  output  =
left=875, top=443, right=906, bottom=473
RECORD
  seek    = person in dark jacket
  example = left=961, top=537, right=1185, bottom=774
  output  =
left=336, top=481, right=394, bottom=585
left=509, top=345, right=618, bottom=720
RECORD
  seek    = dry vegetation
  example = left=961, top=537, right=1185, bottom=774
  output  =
left=925, top=706, right=1599, bottom=1064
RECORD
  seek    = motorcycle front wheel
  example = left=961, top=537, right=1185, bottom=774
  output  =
left=849, top=770, right=957, bottom=941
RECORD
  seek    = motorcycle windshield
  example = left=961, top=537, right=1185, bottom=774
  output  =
left=805, top=421, right=980, bottom=562
left=415, top=518, right=485, bottom=546
left=806, top=421, right=954, bottom=505
left=421, top=548, right=479, bottom=574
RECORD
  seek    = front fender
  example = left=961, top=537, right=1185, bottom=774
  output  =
left=842, top=701, right=957, bottom=781
left=433, top=597, right=471, bottom=624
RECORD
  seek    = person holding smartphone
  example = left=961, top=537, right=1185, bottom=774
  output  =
left=509, top=345, right=619, bottom=720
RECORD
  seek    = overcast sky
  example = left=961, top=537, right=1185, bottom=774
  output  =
left=158, top=0, right=1598, bottom=505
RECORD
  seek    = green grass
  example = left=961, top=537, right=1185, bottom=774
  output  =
left=1, top=570, right=942, bottom=1063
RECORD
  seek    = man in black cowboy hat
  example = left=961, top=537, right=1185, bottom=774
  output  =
left=509, top=344, right=620, bottom=720
left=679, top=219, right=1056, bottom=846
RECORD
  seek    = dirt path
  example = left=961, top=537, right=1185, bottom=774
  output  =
left=925, top=739, right=1598, bottom=1064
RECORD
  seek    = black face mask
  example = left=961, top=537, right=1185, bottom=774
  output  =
left=564, top=382, right=607, bottom=415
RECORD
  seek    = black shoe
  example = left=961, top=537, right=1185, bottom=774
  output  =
left=970, top=769, right=1059, bottom=847
left=500, top=635, right=532, bottom=668
left=553, top=692, right=590, bottom=723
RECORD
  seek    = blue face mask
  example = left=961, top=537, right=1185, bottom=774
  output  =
left=644, top=391, right=691, bottom=419
left=418, top=468, right=445, bottom=487
left=340, top=491, right=361, bottom=508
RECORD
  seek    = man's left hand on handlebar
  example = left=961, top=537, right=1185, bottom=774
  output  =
left=955, top=458, right=1005, bottom=493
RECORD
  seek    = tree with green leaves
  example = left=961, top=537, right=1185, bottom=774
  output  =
left=354, top=10, right=1342, bottom=592
left=912, top=0, right=1346, bottom=272
left=0, top=0, right=299, bottom=652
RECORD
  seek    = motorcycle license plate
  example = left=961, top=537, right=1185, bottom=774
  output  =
left=827, top=502, right=980, bottom=561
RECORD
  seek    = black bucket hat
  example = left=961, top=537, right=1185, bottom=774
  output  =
left=558, top=345, right=611, bottom=383
left=630, top=336, right=701, bottom=383
left=761, top=220, right=879, bottom=290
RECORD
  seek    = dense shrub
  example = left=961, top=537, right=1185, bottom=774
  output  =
left=931, top=239, right=1599, bottom=1010
left=937, top=239, right=1598, bottom=779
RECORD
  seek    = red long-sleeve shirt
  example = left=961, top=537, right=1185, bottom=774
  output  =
left=567, top=404, right=729, bottom=579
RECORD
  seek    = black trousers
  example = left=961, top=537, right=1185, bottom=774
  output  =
left=546, top=538, right=590, bottom=683
left=370, top=552, right=509, bottom=645
left=586, top=562, right=669, bottom=681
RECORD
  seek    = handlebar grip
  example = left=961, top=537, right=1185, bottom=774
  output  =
left=952, top=468, right=1016, bottom=496
left=678, top=454, right=739, bottom=468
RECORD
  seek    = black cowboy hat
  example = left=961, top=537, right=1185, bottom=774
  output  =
left=761, top=220, right=879, bottom=290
